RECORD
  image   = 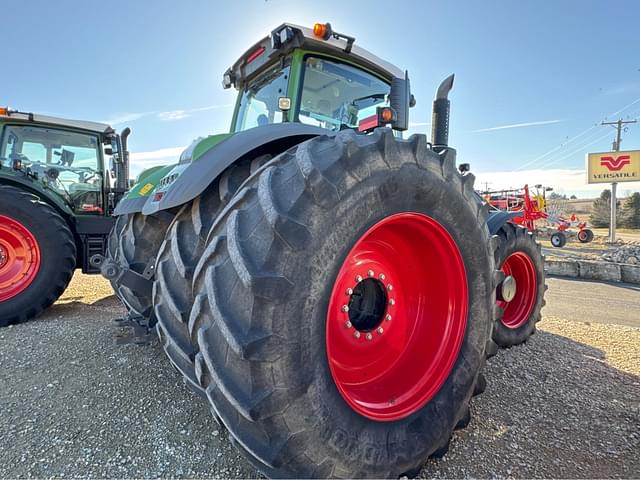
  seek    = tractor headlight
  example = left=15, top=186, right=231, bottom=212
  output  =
left=271, top=26, right=294, bottom=49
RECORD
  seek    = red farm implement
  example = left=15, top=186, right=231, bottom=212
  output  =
left=482, top=184, right=594, bottom=248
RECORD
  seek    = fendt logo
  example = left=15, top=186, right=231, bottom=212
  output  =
left=600, top=155, right=631, bottom=171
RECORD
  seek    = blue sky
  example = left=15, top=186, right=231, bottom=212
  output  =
left=3, top=0, right=640, bottom=197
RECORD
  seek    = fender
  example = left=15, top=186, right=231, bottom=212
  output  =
left=0, top=176, right=74, bottom=217
left=487, top=209, right=523, bottom=235
left=114, top=164, right=177, bottom=216
left=141, top=123, right=330, bottom=215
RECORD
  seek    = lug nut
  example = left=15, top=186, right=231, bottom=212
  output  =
left=354, top=331, right=361, bottom=339
left=367, top=269, right=374, bottom=277
left=387, top=284, right=393, bottom=291
left=379, top=273, right=386, bottom=281
left=345, top=287, right=353, bottom=295
left=355, top=275, right=363, bottom=283
left=377, top=327, right=384, bottom=334
left=385, top=314, right=392, bottom=321
left=389, top=298, right=395, bottom=306
left=341, top=305, right=349, bottom=313
left=366, top=332, right=373, bottom=341
left=345, top=321, right=352, bottom=328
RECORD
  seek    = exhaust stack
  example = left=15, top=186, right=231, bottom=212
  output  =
left=431, top=74, right=454, bottom=151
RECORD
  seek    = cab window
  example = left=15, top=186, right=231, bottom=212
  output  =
left=0, top=125, right=104, bottom=214
left=234, top=63, right=290, bottom=132
left=297, top=57, right=390, bottom=131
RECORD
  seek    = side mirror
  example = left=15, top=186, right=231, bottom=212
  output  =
left=389, top=71, right=411, bottom=131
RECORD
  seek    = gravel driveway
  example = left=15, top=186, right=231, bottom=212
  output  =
left=0, top=273, right=638, bottom=478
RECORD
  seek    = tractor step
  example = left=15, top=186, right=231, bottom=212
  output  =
left=113, top=315, right=155, bottom=345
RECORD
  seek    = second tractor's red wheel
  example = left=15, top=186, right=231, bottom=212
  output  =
left=497, top=251, right=537, bottom=329
left=326, top=212, right=468, bottom=421
left=0, top=214, right=41, bottom=302
left=492, top=223, right=545, bottom=348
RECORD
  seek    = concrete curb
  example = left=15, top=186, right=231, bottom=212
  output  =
left=545, top=258, right=640, bottom=285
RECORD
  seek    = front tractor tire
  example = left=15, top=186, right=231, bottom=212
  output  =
left=0, top=185, right=76, bottom=326
left=182, top=129, right=498, bottom=478
left=106, top=210, right=175, bottom=325
left=492, top=223, right=546, bottom=348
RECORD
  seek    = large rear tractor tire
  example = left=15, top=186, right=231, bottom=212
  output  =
left=492, top=223, right=546, bottom=347
left=153, top=156, right=271, bottom=394
left=106, top=210, right=175, bottom=325
left=183, top=129, right=498, bottom=478
left=0, top=185, right=76, bottom=326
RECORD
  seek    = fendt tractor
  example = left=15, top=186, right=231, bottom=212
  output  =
left=0, top=108, right=130, bottom=325
left=99, top=23, right=546, bottom=478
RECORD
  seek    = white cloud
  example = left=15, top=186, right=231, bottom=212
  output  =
left=101, top=111, right=151, bottom=125
left=157, top=103, right=233, bottom=121
left=130, top=146, right=186, bottom=164
left=473, top=119, right=563, bottom=133
left=474, top=167, right=640, bottom=197
left=157, top=110, right=190, bottom=121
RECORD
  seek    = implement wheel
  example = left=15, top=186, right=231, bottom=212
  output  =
left=577, top=228, right=593, bottom=243
left=184, top=129, right=498, bottom=478
left=0, top=185, right=76, bottom=326
left=492, top=223, right=546, bottom=347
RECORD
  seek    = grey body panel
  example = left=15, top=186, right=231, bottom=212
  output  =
left=487, top=210, right=522, bottom=234
left=113, top=196, right=148, bottom=216
left=141, top=123, right=331, bottom=215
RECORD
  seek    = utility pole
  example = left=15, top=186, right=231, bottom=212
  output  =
left=481, top=181, right=492, bottom=193
left=600, top=119, right=637, bottom=242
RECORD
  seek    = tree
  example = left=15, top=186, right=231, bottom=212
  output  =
left=548, top=192, right=567, bottom=200
left=590, top=189, right=612, bottom=227
left=570, top=194, right=577, bottom=200
left=620, top=192, right=640, bottom=229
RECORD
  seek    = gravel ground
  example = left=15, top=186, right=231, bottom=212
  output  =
left=1, top=273, right=639, bottom=478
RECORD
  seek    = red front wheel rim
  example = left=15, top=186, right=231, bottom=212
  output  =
left=497, top=252, right=537, bottom=329
left=0, top=215, right=41, bottom=302
left=326, top=213, right=468, bottom=422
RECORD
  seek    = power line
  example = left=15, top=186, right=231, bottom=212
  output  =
left=515, top=95, right=640, bottom=172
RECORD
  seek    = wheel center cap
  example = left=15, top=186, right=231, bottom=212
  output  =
left=0, top=245, right=8, bottom=269
left=500, top=275, right=517, bottom=302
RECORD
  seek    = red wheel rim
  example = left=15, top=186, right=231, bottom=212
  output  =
left=497, top=252, right=537, bottom=329
left=326, top=213, right=468, bottom=422
left=578, top=230, right=587, bottom=241
left=0, top=214, right=41, bottom=302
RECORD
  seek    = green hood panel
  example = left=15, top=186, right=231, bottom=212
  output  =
left=125, top=164, right=176, bottom=200
left=185, top=133, right=234, bottom=163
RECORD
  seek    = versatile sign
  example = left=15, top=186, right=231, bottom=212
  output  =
left=586, top=150, right=640, bottom=184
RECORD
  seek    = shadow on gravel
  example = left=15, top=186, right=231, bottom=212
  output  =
left=422, top=329, right=640, bottom=479
left=0, top=305, right=638, bottom=479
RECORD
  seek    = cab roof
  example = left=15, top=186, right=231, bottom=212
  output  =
left=224, top=23, right=405, bottom=90
left=0, top=110, right=112, bottom=135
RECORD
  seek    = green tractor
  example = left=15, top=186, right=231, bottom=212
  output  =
left=0, top=108, right=130, bottom=326
left=102, top=22, right=546, bottom=478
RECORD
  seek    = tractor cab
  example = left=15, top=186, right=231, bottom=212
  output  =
left=225, top=23, right=414, bottom=135
left=0, top=108, right=130, bottom=215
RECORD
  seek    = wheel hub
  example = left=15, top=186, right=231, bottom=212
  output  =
left=326, top=212, right=468, bottom=421
left=498, top=275, right=517, bottom=302
left=0, top=215, right=41, bottom=302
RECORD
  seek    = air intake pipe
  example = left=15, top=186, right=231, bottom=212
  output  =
left=431, top=74, right=454, bottom=152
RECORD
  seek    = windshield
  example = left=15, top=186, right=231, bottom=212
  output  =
left=298, top=57, right=390, bottom=131
left=233, top=63, right=291, bottom=132
left=1, top=125, right=104, bottom=214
